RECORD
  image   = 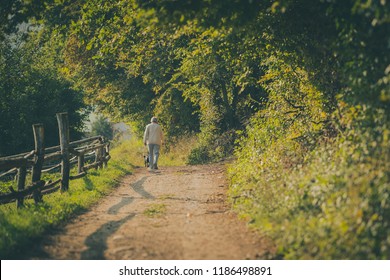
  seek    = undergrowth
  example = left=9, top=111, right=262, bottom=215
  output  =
left=187, top=130, right=237, bottom=165
left=229, top=98, right=389, bottom=259
left=160, top=134, right=199, bottom=166
left=227, top=50, right=389, bottom=259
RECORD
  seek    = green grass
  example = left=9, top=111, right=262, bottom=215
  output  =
left=143, top=203, right=167, bottom=218
left=159, top=135, right=198, bottom=166
left=0, top=138, right=143, bottom=259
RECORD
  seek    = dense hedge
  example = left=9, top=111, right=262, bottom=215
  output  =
left=229, top=56, right=389, bottom=259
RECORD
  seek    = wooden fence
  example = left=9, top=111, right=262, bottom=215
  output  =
left=0, top=112, right=110, bottom=208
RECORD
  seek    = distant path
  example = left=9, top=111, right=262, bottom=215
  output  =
left=27, top=163, right=274, bottom=259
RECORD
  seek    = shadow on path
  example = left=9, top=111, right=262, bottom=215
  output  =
left=80, top=213, right=135, bottom=260
left=108, top=197, right=134, bottom=215
left=80, top=176, right=154, bottom=259
left=130, top=176, right=155, bottom=199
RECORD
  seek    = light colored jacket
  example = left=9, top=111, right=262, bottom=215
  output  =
left=143, top=122, right=164, bottom=145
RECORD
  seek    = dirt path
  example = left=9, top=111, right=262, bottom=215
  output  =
left=28, top=163, right=273, bottom=260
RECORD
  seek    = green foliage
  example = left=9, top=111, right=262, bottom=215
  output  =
left=0, top=31, right=87, bottom=156
left=187, top=129, right=237, bottom=165
left=187, top=145, right=211, bottom=165
left=39, top=0, right=268, bottom=146
left=88, top=115, right=114, bottom=140
left=154, top=88, right=200, bottom=140
left=0, top=0, right=47, bottom=38
left=229, top=53, right=389, bottom=259
left=2, top=0, right=388, bottom=260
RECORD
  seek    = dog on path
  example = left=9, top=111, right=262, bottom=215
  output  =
left=144, top=154, right=149, bottom=167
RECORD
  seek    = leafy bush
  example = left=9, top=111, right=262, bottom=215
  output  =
left=229, top=96, right=389, bottom=259
left=187, top=145, right=211, bottom=165
left=187, top=130, right=237, bottom=165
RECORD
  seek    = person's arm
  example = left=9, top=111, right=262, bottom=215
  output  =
left=143, top=126, right=149, bottom=146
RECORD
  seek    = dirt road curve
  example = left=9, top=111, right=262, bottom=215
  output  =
left=27, top=163, right=273, bottom=260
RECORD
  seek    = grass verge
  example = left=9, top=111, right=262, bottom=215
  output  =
left=0, top=138, right=142, bottom=259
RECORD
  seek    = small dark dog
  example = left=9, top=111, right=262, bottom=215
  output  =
left=144, top=154, right=150, bottom=167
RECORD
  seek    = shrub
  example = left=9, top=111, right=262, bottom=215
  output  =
left=187, top=145, right=211, bottom=165
left=229, top=103, right=389, bottom=259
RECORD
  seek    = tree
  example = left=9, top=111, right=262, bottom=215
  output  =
left=14, top=0, right=388, bottom=154
left=0, top=31, right=87, bottom=156
left=89, top=115, right=114, bottom=140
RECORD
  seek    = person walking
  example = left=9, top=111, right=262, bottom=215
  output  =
left=143, top=116, right=164, bottom=171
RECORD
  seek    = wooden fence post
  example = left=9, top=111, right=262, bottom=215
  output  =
left=99, top=137, right=105, bottom=169
left=56, top=113, right=70, bottom=192
left=32, top=124, right=44, bottom=203
left=95, top=137, right=102, bottom=169
left=78, top=154, right=84, bottom=174
left=105, top=142, right=110, bottom=168
left=16, top=162, right=27, bottom=208
left=102, top=143, right=108, bottom=168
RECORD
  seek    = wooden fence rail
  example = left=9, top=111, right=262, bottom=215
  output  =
left=0, top=112, right=110, bottom=208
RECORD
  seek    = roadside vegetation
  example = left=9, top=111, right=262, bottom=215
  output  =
left=0, top=136, right=195, bottom=259
left=1, top=1, right=388, bottom=259
left=228, top=66, right=389, bottom=259
left=0, top=139, right=136, bottom=259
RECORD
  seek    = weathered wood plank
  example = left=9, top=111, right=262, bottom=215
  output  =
left=78, top=154, right=84, bottom=174
left=0, top=150, right=35, bottom=161
left=41, top=163, right=61, bottom=173
left=0, top=167, right=17, bottom=178
left=72, top=143, right=107, bottom=155
left=83, top=161, right=101, bottom=171
left=16, top=163, right=27, bottom=208
left=44, top=151, right=62, bottom=162
left=41, top=179, right=61, bottom=191
left=32, top=124, right=45, bottom=203
left=0, top=180, right=45, bottom=205
left=40, top=185, right=61, bottom=196
left=69, top=172, right=86, bottom=180
left=69, top=136, right=102, bottom=148
left=57, top=112, right=70, bottom=192
left=0, top=158, right=33, bottom=170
